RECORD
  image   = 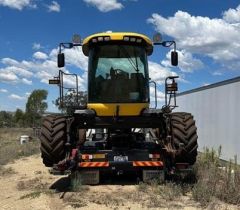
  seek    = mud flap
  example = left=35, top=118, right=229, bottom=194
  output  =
left=79, top=170, right=100, bottom=185
left=142, top=170, right=165, bottom=183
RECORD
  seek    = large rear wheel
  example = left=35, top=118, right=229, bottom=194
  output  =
left=171, top=112, right=198, bottom=165
left=40, top=115, right=67, bottom=167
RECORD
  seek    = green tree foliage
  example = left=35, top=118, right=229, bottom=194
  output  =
left=14, top=108, right=24, bottom=122
left=0, top=90, right=48, bottom=128
left=25, top=89, right=48, bottom=126
left=14, top=108, right=26, bottom=127
left=0, top=111, right=14, bottom=127
left=55, top=90, right=87, bottom=114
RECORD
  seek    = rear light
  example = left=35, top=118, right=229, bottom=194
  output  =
left=81, top=154, right=93, bottom=160
left=81, top=154, right=105, bottom=160
left=149, top=154, right=160, bottom=159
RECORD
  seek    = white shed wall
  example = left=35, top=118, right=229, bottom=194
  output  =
left=176, top=81, right=240, bottom=162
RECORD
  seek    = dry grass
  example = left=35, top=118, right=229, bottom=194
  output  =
left=0, top=128, right=40, bottom=167
left=17, top=177, right=48, bottom=191
left=136, top=147, right=240, bottom=208
left=1, top=128, right=239, bottom=208
left=137, top=179, right=186, bottom=208
left=192, top=147, right=240, bottom=206
left=0, top=166, right=16, bottom=176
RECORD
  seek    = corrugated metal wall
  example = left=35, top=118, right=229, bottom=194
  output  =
left=176, top=79, right=240, bottom=162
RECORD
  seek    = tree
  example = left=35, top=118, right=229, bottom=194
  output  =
left=54, top=90, right=87, bottom=114
left=0, top=111, right=14, bottom=127
left=25, top=89, right=48, bottom=126
left=14, top=108, right=25, bottom=127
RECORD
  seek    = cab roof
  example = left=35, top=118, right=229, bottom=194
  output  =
left=82, top=32, right=153, bottom=56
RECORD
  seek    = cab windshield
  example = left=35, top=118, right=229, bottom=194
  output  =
left=88, top=44, right=149, bottom=103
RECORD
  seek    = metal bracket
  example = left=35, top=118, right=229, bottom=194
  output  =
left=164, top=76, right=179, bottom=110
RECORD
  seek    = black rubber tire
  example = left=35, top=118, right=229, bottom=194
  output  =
left=40, top=115, right=67, bottom=167
left=171, top=112, right=198, bottom=165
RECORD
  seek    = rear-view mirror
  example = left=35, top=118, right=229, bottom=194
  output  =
left=171, top=51, right=178, bottom=66
left=58, top=53, right=65, bottom=68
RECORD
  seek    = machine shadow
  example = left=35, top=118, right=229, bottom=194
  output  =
left=50, top=173, right=140, bottom=192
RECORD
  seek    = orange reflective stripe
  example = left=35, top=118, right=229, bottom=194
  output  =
left=79, top=162, right=109, bottom=167
left=133, top=161, right=163, bottom=167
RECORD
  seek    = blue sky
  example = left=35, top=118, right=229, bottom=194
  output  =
left=0, top=0, right=240, bottom=112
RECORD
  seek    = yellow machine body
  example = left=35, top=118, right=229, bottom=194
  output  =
left=82, top=32, right=153, bottom=56
left=83, top=32, right=153, bottom=117
left=87, top=103, right=148, bottom=117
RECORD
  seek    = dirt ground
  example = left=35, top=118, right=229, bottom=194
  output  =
left=0, top=154, right=238, bottom=210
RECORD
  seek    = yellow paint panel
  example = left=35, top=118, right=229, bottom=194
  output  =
left=87, top=103, right=148, bottom=116
left=82, top=32, right=153, bottom=56
left=93, top=154, right=106, bottom=159
left=83, top=32, right=152, bottom=46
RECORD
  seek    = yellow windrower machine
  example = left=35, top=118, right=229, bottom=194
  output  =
left=40, top=32, right=198, bottom=184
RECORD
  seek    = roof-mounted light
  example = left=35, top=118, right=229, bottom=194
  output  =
left=123, top=36, right=143, bottom=43
left=98, top=36, right=103, bottom=41
left=104, top=37, right=110, bottom=41
left=130, top=37, right=136, bottom=42
left=91, top=36, right=110, bottom=43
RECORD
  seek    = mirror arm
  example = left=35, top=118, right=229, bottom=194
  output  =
left=58, top=43, right=62, bottom=54
left=59, top=42, right=82, bottom=52
left=153, top=40, right=177, bottom=51
left=173, top=41, right=176, bottom=52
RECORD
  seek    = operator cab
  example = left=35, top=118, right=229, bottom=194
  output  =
left=81, top=33, right=154, bottom=104
left=88, top=44, right=149, bottom=103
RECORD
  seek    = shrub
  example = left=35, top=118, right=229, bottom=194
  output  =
left=192, top=147, right=240, bottom=206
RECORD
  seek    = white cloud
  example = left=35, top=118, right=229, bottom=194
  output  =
left=64, top=48, right=89, bottom=71
left=212, top=71, right=223, bottom=76
left=0, top=0, right=36, bottom=10
left=8, top=94, right=25, bottom=100
left=1, top=46, right=88, bottom=90
left=202, top=83, right=210, bottom=87
left=32, top=43, right=41, bottom=50
left=0, top=71, right=18, bottom=83
left=2, top=58, right=19, bottom=66
left=6, top=66, right=33, bottom=78
left=47, top=1, right=60, bottom=12
left=33, top=51, right=48, bottom=60
left=150, top=86, right=164, bottom=101
left=83, top=0, right=123, bottom=12
left=148, top=61, right=178, bottom=84
left=22, top=78, right=32, bottom=85
left=0, top=88, right=8, bottom=93
left=148, top=5, right=240, bottom=70
left=161, top=50, right=204, bottom=73
left=25, top=92, right=31, bottom=96
left=0, top=65, right=33, bottom=80
left=223, top=5, right=240, bottom=23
